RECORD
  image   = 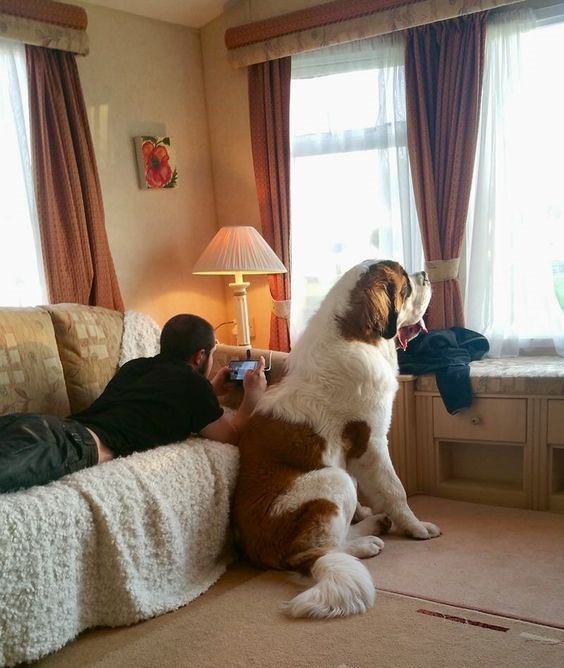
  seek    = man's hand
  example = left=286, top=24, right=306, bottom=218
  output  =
left=242, top=355, right=267, bottom=409
left=210, top=366, right=233, bottom=397
left=200, top=356, right=267, bottom=445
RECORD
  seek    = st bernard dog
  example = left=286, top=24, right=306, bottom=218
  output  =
left=233, top=259, right=441, bottom=619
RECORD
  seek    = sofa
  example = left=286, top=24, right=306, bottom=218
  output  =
left=0, top=303, right=287, bottom=667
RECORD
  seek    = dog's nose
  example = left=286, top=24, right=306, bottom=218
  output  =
left=418, top=271, right=430, bottom=285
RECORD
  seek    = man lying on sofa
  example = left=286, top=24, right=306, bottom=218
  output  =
left=0, top=314, right=266, bottom=494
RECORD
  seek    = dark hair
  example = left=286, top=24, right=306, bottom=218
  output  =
left=160, top=314, right=215, bottom=362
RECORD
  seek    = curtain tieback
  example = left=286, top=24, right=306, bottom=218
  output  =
left=271, top=299, right=291, bottom=320
left=424, top=258, right=460, bottom=282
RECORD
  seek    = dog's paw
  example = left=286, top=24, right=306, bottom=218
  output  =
left=349, top=513, right=391, bottom=538
left=368, top=513, right=392, bottom=536
left=353, top=503, right=374, bottom=522
left=346, top=535, right=385, bottom=558
left=406, top=521, right=441, bottom=540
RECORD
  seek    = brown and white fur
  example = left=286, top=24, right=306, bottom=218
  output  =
left=233, top=260, right=440, bottom=619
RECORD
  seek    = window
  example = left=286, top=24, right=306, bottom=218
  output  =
left=290, top=36, right=422, bottom=341
left=290, top=6, right=564, bottom=356
left=464, top=6, right=564, bottom=356
left=0, top=38, right=46, bottom=307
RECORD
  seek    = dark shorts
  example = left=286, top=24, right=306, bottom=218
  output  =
left=0, top=413, right=98, bottom=494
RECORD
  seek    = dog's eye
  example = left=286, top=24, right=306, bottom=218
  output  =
left=401, top=280, right=412, bottom=299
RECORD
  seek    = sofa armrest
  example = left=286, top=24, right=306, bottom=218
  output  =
left=212, top=344, right=288, bottom=409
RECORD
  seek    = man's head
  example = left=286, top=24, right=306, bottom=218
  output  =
left=160, top=314, right=216, bottom=376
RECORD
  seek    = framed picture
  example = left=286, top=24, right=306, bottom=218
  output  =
left=134, top=136, right=178, bottom=189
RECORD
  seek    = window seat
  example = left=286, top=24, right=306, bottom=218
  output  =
left=415, top=356, right=564, bottom=396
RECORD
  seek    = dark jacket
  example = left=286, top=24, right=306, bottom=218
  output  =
left=397, top=327, right=490, bottom=414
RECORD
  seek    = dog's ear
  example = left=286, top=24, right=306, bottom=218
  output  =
left=337, top=260, right=411, bottom=343
left=378, top=263, right=412, bottom=340
left=381, top=279, right=399, bottom=339
left=368, top=272, right=399, bottom=340
left=337, top=262, right=403, bottom=343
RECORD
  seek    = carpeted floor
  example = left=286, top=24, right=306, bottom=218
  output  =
left=370, top=495, right=564, bottom=628
left=35, top=576, right=564, bottom=668
left=34, top=496, right=564, bottom=667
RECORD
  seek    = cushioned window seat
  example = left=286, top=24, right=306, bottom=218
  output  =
left=415, top=356, right=564, bottom=396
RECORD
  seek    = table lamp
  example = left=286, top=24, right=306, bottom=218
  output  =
left=193, top=226, right=287, bottom=347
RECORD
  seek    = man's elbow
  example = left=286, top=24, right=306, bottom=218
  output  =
left=199, top=419, right=240, bottom=445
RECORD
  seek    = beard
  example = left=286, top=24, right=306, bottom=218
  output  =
left=196, top=351, right=210, bottom=376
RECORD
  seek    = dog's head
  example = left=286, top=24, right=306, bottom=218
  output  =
left=335, top=260, right=431, bottom=349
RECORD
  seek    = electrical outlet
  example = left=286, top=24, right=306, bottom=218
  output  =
left=249, top=318, right=256, bottom=339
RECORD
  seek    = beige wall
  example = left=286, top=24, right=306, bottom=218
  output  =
left=71, top=0, right=334, bottom=345
left=75, top=1, right=227, bottom=329
left=201, top=0, right=335, bottom=348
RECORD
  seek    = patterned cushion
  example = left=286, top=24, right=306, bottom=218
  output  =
left=0, top=308, right=70, bottom=417
left=45, top=304, right=124, bottom=413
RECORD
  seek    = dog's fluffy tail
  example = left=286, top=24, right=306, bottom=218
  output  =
left=282, top=552, right=375, bottom=619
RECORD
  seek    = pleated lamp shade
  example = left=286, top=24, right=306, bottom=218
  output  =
left=193, top=226, right=286, bottom=277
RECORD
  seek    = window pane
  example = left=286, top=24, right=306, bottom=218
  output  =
left=464, top=12, right=564, bottom=357
left=290, top=42, right=422, bottom=340
left=0, top=39, right=46, bottom=307
left=520, top=22, right=564, bottom=315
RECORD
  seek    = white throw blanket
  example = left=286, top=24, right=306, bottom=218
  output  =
left=119, top=309, right=161, bottom=365
left=0, top=311, right=240, bottom=667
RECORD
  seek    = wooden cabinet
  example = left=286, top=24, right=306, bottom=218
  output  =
left=414, top=393, right=564, bottom=513
left=547, top=400, right=564, bottom=512
left=387, top=376, right=417, bottom=495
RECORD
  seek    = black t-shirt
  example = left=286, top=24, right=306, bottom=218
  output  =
left=72, top=355, right=223, bottom=457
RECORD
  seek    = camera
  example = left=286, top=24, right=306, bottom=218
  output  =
left=228, top=359, right=259, bottom=382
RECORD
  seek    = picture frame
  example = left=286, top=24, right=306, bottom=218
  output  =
left=134, top=136, right=178, bottom=189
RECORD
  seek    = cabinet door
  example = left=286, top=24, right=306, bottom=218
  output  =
left=548, top=400, right=564, bottom=445
left=547, top=400, right=564, bottom=512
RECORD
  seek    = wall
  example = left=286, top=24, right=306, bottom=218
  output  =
left=201, top=0, right=336, bottom=348
left=74, top=1, right=227, bottom=329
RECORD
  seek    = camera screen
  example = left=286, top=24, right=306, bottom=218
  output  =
left=228, top=360, right=258, bottom=381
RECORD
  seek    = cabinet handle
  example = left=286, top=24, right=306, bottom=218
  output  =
left=470, top=416, right=481, bottom=425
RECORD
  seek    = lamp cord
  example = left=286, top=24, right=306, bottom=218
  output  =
left=213, top=320, right=235, bottom=336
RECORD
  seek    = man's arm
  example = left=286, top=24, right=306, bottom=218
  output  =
left=200, top=356, right=266, bottom=445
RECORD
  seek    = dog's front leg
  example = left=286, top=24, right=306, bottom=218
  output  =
left=348, top=443, right=440, bottom=540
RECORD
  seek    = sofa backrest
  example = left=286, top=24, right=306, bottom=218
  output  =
left=0, top=304, right=124, bottom=418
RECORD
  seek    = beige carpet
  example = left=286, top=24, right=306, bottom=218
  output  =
left=370, top=496, right=564, bottom=628
left=36, top=571, right=564, bottom=668
left=33, top=495, right=564, bottom=668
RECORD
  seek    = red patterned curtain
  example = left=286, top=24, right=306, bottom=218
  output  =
left=405, top=13, right=487, bottom=329
left=248, top=57, right=292, bottom=352
left=26, top=46, right=124, bottom=310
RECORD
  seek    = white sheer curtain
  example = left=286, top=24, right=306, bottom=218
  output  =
left=464, top=9, right=564, bottom=357
left=290, top=35, right=422, bottom=341
left=0, top=38, right=47, bottom=307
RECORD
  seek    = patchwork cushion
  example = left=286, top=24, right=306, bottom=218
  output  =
left=45, top=304, right=124, bottom=413
left=0, top=308, right=70, bottom=417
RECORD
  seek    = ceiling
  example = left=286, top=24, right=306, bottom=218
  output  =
left=85, top=0, right=229, bottom=29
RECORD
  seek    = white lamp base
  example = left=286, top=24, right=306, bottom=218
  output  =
left=229, top=279, right=251, bottom=347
